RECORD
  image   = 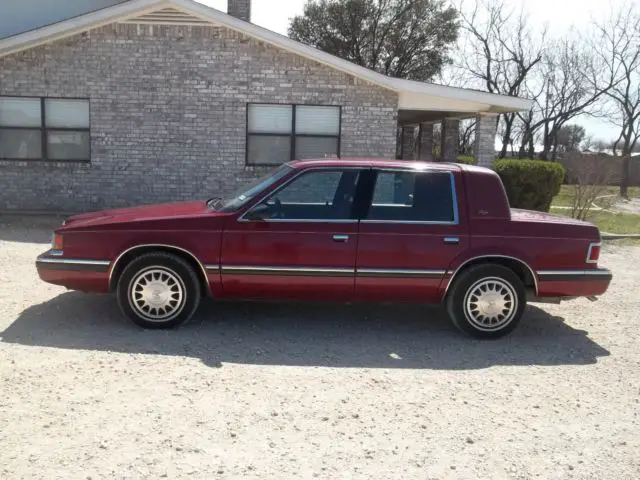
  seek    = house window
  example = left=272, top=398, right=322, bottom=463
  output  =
left=246, top=104, right=341, bottom=165
left=0, top=96, right=90, bottom=162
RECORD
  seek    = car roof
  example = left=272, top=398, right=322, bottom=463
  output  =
left=288, top=158, right=465, bottom=172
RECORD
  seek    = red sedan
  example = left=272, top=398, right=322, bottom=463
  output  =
left=36, top=159, right=612, bottom=338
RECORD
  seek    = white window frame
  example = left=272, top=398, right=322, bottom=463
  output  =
left=246, top=103, right=341, bottom=166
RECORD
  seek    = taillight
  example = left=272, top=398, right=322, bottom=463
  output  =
left=52, top=233, right=64, bottom=251
left=586, top=242, right=600, bottom=264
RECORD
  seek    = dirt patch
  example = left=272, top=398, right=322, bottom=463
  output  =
left=1, top=218, right=639, bottom=479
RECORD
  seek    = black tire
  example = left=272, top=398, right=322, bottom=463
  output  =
left=116, top=252, right=201, bottom=329
left=446, top=264, right=526, bottom=339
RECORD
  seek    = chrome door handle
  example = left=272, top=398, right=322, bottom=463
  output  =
left=443, top=236, right=460, bottom=245
left=333, top=234, right=350, bottom=243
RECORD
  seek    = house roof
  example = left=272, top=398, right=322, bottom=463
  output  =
left=0, top=0, right=533, bottom=115
left=0, top=0, right=129, bottom=40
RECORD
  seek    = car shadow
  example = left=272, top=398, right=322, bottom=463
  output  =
left=1, top=292, right=610, bottom=370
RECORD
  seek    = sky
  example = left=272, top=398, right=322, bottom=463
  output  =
left=199, top=0, right=626, bottom=142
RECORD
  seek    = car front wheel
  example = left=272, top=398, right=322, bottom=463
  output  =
left=116, top=252, right=201, bottom=329
left=446, top=264, right=526, bottom=339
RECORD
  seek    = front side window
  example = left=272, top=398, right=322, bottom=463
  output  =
left=0, top=96, right=90, bottom=162
left=218, top=164, right=293, bottom=212
left=367, top=170, right=456, bottom=223
left=246, top=104, right=340, bottom=165
left=247, top=169, right=359, bottom=221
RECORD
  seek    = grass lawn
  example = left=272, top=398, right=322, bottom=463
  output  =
left=549, top=207, right=640, bottom=234
left=552, top=185, right=640, bottom=207
left=550, top=185, right=640, bottom=236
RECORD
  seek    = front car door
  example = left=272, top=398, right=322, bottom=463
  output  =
left=355, top=167, right=469, bottom=302
left=221, top=167, right=363, bottom=300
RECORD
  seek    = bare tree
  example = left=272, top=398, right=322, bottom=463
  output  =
left=517, top=37, right=615, bottom=160
left=593, top=2, right=640, bottom=198
left=581, top=134, right=596, bottom=152
left=566, top=153, right=615, bottom=220
left=556, top=124, right=586, bottom=152
left=592, top=139, right=612, bottom=153
left=457, top=0, right=546, bottom=158
left=458, top=119, right=476, bottom=155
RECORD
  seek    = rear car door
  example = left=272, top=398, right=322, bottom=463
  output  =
left=355, top=167, right=469, bottom=302
left=221, top=168, right=363, bottom=300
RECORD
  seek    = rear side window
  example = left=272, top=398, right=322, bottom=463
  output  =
left=367, top=170, right=456, bottom=223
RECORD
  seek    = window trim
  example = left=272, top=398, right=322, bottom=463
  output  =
left=238, top=166, right=363, bottom=223
left=0, top=95, right=90, bottom=163
left=245, top=103, right=342, bottom=166
left=362, top=169, right=460, bottom=226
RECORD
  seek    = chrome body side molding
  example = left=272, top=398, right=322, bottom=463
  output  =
left=220, top=266, right=449, bottom=279
left=356, top=268, right=446, bottom=278
left=36, top=251, right=111, bottom=272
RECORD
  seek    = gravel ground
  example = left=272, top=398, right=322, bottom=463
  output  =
left=613, top=198, right=640, bottom=215
left=0, top=216, right=639, bottom=480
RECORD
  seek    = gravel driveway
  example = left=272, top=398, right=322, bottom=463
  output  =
left=1, top=216, right=639, bottom=480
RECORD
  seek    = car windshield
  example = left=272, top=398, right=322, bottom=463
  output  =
left=216, top=164, right=294, bottom=212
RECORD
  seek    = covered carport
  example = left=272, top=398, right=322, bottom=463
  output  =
left=393, top=81, right=533, bottom=166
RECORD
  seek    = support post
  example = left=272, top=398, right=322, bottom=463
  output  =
left=474, top=113, right=499, bottom=168
left=401, top=125, right=418, bottom=160
left=418, top=122, right=434, bottom=161
left=441, top=118, right=459, bottom=163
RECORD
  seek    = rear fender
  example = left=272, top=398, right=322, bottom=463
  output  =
left=440, top=248, right=537, bottom=300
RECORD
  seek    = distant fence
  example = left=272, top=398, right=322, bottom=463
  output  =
left=557, top=153, right=640, bottom=186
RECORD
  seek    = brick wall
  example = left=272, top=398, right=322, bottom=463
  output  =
left=0, top=23, right=398, bottom=212
left=227, top=0, right=251, bottom=22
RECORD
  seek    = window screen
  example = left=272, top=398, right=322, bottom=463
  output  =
left=246, top=104, right=341, bottom=165
left=0, top=96, right=90, bottom=162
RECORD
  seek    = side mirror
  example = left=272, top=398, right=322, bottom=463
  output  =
left=244, top=203, right=271, bottom=221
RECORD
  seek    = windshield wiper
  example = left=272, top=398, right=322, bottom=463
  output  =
left=206, top=197, right=223, bottom=210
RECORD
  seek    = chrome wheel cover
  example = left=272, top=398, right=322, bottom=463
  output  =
left=128, top=267, right=186, bottom=322
left=463, top=277, right=518, bottom=331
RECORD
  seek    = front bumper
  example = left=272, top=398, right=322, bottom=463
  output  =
left=36, top=250, right=111, bottom=272
left=36, top=250, right=111, bottom=292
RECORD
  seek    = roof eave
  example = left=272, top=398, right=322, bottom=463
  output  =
left=0, top=0, right=533, bottom=114
left=0, top=0, right=168, bottom=57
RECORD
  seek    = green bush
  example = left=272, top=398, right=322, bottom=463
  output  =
left=456, top=155, right=477, bottom=165
left=494, top=159, right=565, bottom=212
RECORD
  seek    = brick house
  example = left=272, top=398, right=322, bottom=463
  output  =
left=0, top=0, right=532, bottom=212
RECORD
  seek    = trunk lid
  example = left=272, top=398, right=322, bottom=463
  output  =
left=510, top=208, right=601, bottom=240
left=510, top=208, right=594, bottom=227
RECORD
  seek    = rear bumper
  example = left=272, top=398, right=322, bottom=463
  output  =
left=536, top=268, right=612, bottom=298
left=36, top=250, right=111, bottom=293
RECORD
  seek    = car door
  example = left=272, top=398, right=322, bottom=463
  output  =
left=221, top=168, right=363, bottom=300
left=355, top=167, right=469, bottom=303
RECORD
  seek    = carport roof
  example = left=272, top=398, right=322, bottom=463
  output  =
left=0, top=0, right=533, bottom=115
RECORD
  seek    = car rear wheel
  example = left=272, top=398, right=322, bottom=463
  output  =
left=446, top=264, right=526, bottom=339
left=116, top=252, right=201, bottom=329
